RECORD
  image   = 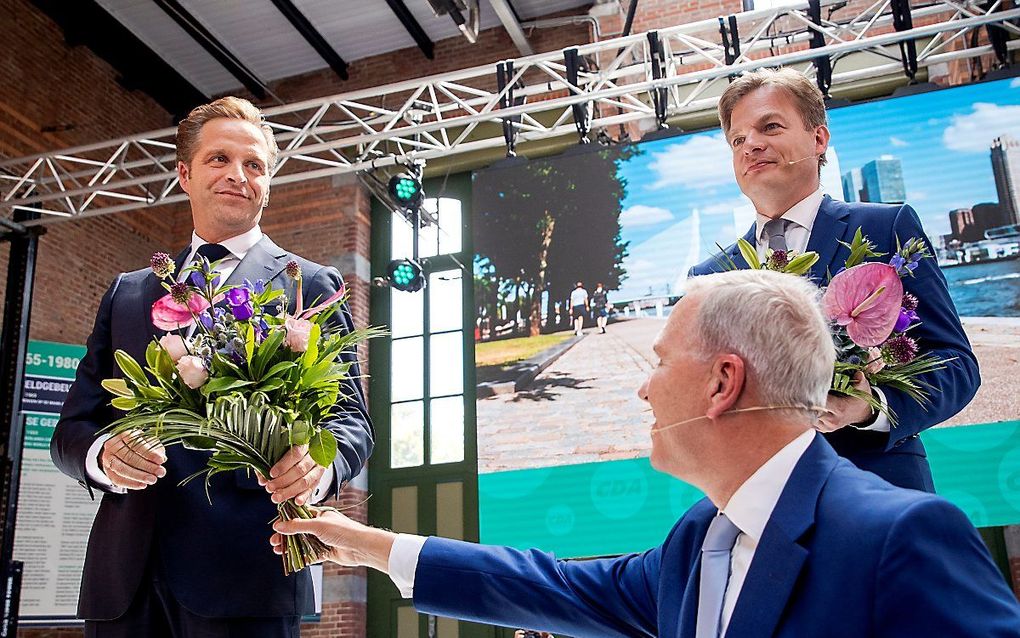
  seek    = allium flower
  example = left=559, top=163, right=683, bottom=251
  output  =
left=284, top=316, right=314, bottom=352
left=170, top=282, right=191, bottom=304
left=902, top=292, right=919, bottom=313
left=766, top=249, right=789, bottom=270
left=150, top=252, right=175, bottom=278
left=176, top=355, right=209, bottom=389
left=882, top=334, right=919, bottom=365
left=285, top=260, right=302, bottom=280
left=159, top=334, right=190, bottom=362
left=821, top=262, right=903, bottom=347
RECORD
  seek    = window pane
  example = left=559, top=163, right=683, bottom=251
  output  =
left=418, top=199, right=440, bottom=258
left=429, top=332, right=463, bottom=397
left=391, top=402, right=424, bottom=468
left=436, top=198, right=463, bottom=255
left=429, top=270, right=463, bottom=333
left=430, top=396, right=464, bottom=465
left=391, top=288, right=423, bottom=338
left=391, top=211, right=413, bottom=260
left=436, top=481, right=464, bottom=540
left=391, top=485, right=418, bottom=533
left=397, top=605, right=418, bottom=638
left=391, top=337, right=423, bottom=402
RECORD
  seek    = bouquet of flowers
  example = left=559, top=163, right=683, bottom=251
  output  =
left=101, top=252, right=381, bottom=574
left=715, top=228, right=950, bottom=425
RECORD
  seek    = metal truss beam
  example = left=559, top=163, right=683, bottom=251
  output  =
left=3, top=0, right=1017, bottom=225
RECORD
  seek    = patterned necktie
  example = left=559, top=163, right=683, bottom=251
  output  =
left=695, top=513, right=742, bottom=638
left=762, top=218, right=791, bottom=252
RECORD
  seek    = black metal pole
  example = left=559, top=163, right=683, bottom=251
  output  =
left=0, top=209, right=44, bottom=636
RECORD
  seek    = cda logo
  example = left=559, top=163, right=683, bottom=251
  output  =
left=590, top=463, right=648, bottom=520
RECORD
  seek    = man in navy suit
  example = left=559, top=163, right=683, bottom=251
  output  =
left=51, top=97, right=373, bottom=637
left=688, top=68, right=978, bottom=492
left=271, top=269, right=1020, bottom=638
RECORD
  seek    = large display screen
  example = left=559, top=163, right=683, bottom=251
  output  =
left=472, top=77, right=1020, bottom=557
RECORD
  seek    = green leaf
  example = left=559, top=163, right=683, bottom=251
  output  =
left=145, top=341, right=160, bottom=371
left=244, top=322, right=256, bottom=364
left=301, top=323, right=322, bottom=368
left=102, top=378, right=133, bottom=398
left=263, top=360, right=297, bottom=380
left=290, top=420, right=312, bottom=446
left=182, top=435, right=217, bottom=450
left=737, top=238, right=761, bottom=269
left=199, top=377, right=255, bottom=397
left=156, top=348, right=177, bottom=381
left=115, top=350, right=149, bottom=387
left=257, top=378, right=286, bottom=392
left=308, top=428, right=337, bottom=467
left=784, top=252, right=820, bottom=276
left=111, top=396, right=138, bottom=411
left=252, top=328, right=285, bottom=378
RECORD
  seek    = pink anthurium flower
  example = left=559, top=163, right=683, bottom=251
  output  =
left=821, top=262, right=903, bottom=347
left=152, top=292, right=210, bottom=332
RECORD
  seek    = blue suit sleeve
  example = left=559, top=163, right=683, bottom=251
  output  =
left=51, top=275, right=123, bottom=497
left=413, top=537, right=661, bottom=638
left=881, top=205, right=980, bottom=448
left=874, top=499, right=1020, bottom=637
left=303, top=265, right=374, bottom=496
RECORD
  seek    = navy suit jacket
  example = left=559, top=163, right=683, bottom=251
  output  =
left=50, top=236, right=374, bottom=620
left=412, top=437, right=1020, bottom=638
left=689, top=197, right=979, bottom=490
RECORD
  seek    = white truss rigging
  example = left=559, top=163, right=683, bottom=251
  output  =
left=1, top=0, right=1017, bottom=227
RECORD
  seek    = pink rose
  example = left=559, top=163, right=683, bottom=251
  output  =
left=284, top=316, right=314, bottom=352
left=865, top=347, right=886, bottom=374
left=176, top=355, right=209, bottom=389
left=159, top=334, right=190, bottom=362
left=152, top=293, right=210, bottom=332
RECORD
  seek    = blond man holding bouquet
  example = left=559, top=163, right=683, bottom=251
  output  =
left=688, top=68, right=978, bottom=493
left=51, top=97, right=373, bottom=638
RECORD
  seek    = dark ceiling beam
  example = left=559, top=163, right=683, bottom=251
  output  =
left=30, top=0, right=208, bottom=122
left=151, top=0, right=267, bottom=100
left=269, top=0, right=349, bottom=80
left=384, top=0, right=435, bottom=60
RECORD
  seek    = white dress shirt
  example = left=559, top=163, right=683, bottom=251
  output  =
left=86, top=226, right=334, bottom=502
left=717, top=429, right=815, bottom=635
left=385, top=431, right=818, bottom=608
left=754, top=190, right=890, bottom=434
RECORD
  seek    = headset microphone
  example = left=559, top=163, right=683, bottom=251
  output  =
left=787, top=154, right=818, bottom=165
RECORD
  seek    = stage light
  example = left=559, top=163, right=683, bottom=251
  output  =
left=388, top=173, right=424, bottom=209
left=386, top=258, right=425, bottom=292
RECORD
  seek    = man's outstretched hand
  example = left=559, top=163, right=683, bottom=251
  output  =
left=271, top=508, right=395, bottom=573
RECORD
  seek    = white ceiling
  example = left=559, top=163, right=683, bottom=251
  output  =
left=94, top=0, right=594, bottom=97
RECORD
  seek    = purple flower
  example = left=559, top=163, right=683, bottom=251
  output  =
left=902, top=293, right=919, bottom=312
left=169, top=282, right=191, bottom=304
left=905, top=261, right=918, bottom=272
left=893, top=308, right=918, bottom=333
left=882, top=334, right=919, bottom=365
left=286, top=260, right=302, bottom=280
left=230, top=302, right=254, bottom=321
left=150, top=252, right=175, bottom=278
left=244, top=278, right=266, bottom=294
left=198, top=311, right=214, bottom=330
left=224, top=287, right=251, bottom=307
left=889, top=254, right=906, bottom=271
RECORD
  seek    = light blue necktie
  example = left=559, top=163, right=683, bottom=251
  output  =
left=695, top=513, right=742, bottom=638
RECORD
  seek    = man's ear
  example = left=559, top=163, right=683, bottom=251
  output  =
left=705, top=354, right=745, bottom=419
left=178, top=161, right=191, bottom=195
left=815, top=124, right=830, bottom=156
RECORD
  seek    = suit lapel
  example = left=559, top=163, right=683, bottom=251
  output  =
left=805, top=196, right=850, bottom=284
left=224, top=236, right=289, bottom=289
left=721, top=437, right=839, bottom=638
